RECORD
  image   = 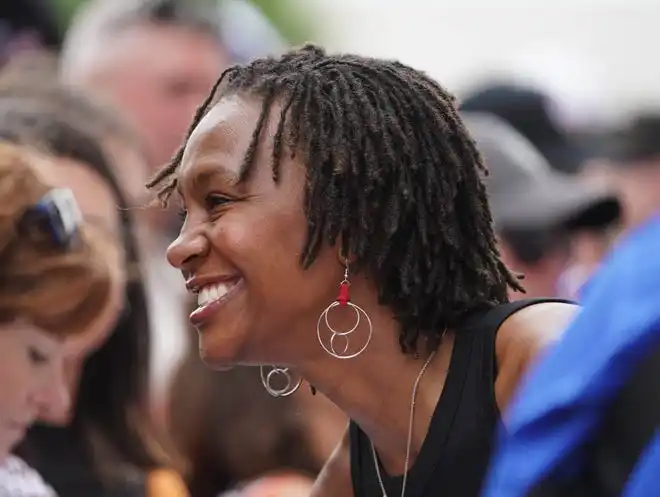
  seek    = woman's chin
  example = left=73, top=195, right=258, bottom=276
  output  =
left=38, top=409, right=73, bottom=427
left=198, top=339, right=244, bottom=371
left=203, top=359, right=237, bottom=372
left=197, top=323, right=285, bottom=370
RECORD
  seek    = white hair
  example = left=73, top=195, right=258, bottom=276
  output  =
left=60, top=0, right=135, bottom=82
left=60, top=0, right=226, bottom=83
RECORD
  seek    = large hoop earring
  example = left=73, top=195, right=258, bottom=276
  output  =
left=317, top=261, right=373, bottom=359
left=260, top=366, right=301, bottom=397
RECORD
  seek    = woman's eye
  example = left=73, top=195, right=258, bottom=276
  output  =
left=177, top=207, right=188, bottom=221
left=205, top=194, right=232, bottom=211
left=28, top=347, right=49, bottom=365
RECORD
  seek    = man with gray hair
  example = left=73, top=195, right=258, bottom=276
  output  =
left=61, top=0, right=230, bottom=183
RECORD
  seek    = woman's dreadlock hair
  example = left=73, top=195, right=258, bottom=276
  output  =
left=147, top=44, right=523, bottom=354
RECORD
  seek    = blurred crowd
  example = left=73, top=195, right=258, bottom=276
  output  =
left=0, top=1, right=658, bottom=497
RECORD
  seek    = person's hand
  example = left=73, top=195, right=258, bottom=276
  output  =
left=233, top=473, right=314, bottom=497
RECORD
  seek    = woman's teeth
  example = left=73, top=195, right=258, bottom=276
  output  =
left=197, top=282, right=233, bottom=307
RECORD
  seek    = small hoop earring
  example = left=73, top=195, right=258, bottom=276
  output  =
left=260, top=366, right=301, bottom=397
left=317, top=260, right=372, bottom=359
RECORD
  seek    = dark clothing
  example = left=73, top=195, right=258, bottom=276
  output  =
left=350, top=299, right=567, bottom=497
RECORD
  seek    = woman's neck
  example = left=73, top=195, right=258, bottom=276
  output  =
left=297, top=311, right=454, bottom=475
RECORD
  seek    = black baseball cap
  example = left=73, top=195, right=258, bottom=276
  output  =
left=462, top=112, right=620, bottom=232
left=460, top=83, right=587, bottom=175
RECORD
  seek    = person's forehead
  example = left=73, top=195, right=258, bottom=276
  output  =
left=195, top=96, right=253, bottom=138
left=178, top=95, right=281, bottom=185
left=104, top=22, right=225, bottom=73
left=182, top=97, right=258, bottom=165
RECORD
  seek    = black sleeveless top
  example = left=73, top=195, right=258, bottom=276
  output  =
left=350, top=299, right=568, bottom=497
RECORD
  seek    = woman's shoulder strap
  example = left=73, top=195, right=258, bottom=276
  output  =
left=463, top=298, right=575, bottom=335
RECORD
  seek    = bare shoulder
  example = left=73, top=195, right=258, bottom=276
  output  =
left=495, top=301, right=579, bottom=413
left=311, top=425, right=354, bottom=497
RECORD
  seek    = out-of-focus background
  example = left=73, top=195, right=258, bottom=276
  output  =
left=40, top=0, right=660, bottom=123
left=314, top=0, right=660, bottom=123
left=2, top=1, right=659, bottom=497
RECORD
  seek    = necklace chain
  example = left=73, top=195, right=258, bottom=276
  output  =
left=371, top=351, right=436, bottom=497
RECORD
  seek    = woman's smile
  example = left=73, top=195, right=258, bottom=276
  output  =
left=188, top=277, right=245, bottom=328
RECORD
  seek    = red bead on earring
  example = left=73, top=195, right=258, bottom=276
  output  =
left=338, top=281, right=350, bottom=306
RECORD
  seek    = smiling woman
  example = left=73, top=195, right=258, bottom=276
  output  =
left=148, top=44, right=577, bottom=497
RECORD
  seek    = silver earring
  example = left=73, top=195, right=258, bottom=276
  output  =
left=317, top=261, right=372, bottom=359
left=260, top=366, right=301, bottom=397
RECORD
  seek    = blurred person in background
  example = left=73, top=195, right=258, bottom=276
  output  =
left=0, top=0, right=62, bottom=68
left=592, top=114, right=660, bottom=233
left=0, top=142, right=112, bottom=496
left=552, top=114, right=660, bottom=300
left=149, top=44, right=578, bottom=497
left=60, top=0, right=233, bottom=416
left=61, top=0, right=230, bottom=202
left=461, top=113, right=620, bottom=301
left=0, top=78, right=187, bottom=497
left=482, top=164, right=660, bottom=497
left=216, top=0, right=287, bottom=64
left=562, top=157, right=627, bottom=297
left=460, top=84, right=624, bottom=299
left=461, top=82, right=588, bottom=175
left=170, top=322, right=347, bottom=497
left=0, top=57, right=149, bottom=208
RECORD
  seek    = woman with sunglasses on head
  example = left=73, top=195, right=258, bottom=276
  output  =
left=0, top=142, right=112, bottom=496
left=0, top=76, right=187, bottom=497
left=149, top=45, right=579, bottom=497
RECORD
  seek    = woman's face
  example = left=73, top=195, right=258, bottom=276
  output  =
left=35, top=154, right=127, bottom=424
left=0, top=322, right=68, bottom=459
left=167, top=95, right=343, bottom=368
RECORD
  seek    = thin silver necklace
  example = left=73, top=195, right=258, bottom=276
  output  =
left=371, top=351, right=436, bottom=497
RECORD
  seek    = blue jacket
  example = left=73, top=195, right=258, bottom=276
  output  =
left=482, top=215, right=660, bottom=497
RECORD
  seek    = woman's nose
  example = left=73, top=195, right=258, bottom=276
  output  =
left=166, top=225, right=209, bottom=270
left=35, top=366, right=71, bottom=424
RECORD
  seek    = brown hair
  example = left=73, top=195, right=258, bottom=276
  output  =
left=0, top=141, right=111, bottom=337
left=0, top=59, right=144, bottom=156
left=169, top=321, right=320, bottom=496
left=0, top=75, right=184, bottom=485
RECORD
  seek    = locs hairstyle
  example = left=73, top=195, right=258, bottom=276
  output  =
left=148, top=44, right=523, bottom=354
